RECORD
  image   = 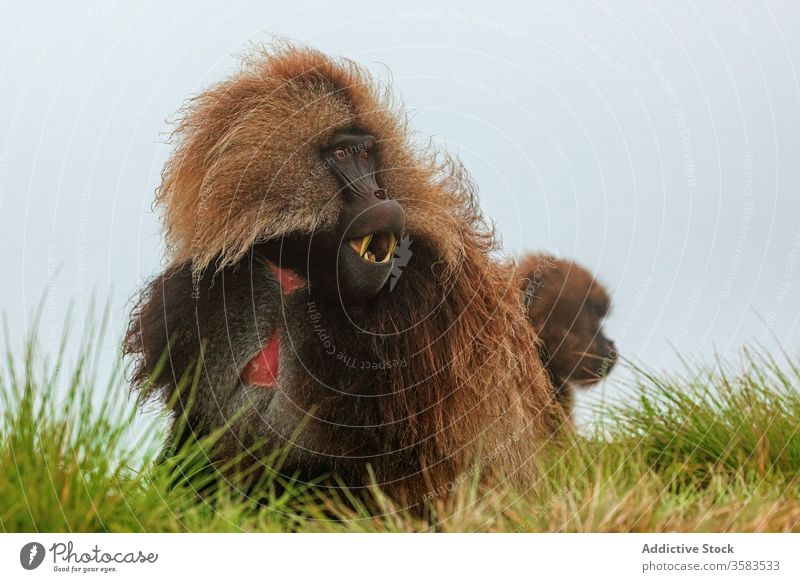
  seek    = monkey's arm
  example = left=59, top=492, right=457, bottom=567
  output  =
left=124, top=262, right=203, bottom=401
left=124, top=257, right=287, bottom=435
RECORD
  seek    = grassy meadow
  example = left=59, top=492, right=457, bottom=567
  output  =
left=2, top=312, right=799, bottom=533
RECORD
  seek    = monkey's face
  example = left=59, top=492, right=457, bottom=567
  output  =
left=522, top=257, right=618, bottom=388
left=268, top=130, right=405, bottom=304
left=323, top=131, right=405, bottom=301
left=543, top=289, right=617, bottom=386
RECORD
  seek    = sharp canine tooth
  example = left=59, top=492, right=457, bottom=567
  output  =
left=359, top=234, right=373, bottom=257
left=379, top=233, right=397, bottom=263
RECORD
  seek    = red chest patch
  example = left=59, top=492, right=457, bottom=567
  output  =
left=241, top=262, right=305, bottom=388
left=267, top=261, right=306, bottom=295
left=241, top=332, right=280, bottom=388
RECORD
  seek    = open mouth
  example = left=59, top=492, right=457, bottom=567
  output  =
left=348, top=232, right=397, bottom=264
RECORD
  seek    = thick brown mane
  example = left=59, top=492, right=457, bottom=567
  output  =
left=355, top=216, right=558, bottom=500
left=159, top=43, right=471, bottom=274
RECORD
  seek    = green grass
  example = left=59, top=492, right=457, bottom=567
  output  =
left=2, top=312, right=799, bottom=532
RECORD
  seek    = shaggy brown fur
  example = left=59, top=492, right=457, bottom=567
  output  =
left=125, top=44, right=560, bottom=507
left=158, top=46, right=473, bottom=274
left=518, top=254, right=617, bottom=417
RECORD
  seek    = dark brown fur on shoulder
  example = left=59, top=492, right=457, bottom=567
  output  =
left=517, top=254, right=617, bottom=418
left=125, top=44, right=560, bottom=507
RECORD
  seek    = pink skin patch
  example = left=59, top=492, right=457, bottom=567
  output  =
left=242, top=332, right=280, bottom=387
left=241, top=262, right=305, bottom=388
left=267, top=261, right=306, bottom=295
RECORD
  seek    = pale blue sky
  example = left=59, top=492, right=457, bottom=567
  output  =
left=1, top=1, right=799, bottom=419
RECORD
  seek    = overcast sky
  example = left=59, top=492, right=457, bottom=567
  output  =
left=1, top=0, right=799, bottom=418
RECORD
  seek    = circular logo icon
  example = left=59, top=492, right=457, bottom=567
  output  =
left=20, top=542, right=46, bottom=570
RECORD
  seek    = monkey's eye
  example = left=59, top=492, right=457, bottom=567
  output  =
left=334, top=149, right=347, bottom=160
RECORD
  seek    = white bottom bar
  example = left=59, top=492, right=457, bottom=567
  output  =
left=1, top=533, right=797, bottom=581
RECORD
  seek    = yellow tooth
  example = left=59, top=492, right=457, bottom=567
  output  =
left=379, top=233, right=397, bottom=263
left=359, top=234, right=373, bottom=257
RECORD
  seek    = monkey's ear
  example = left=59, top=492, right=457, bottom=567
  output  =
left=123, top=263, right=200, bottom=404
